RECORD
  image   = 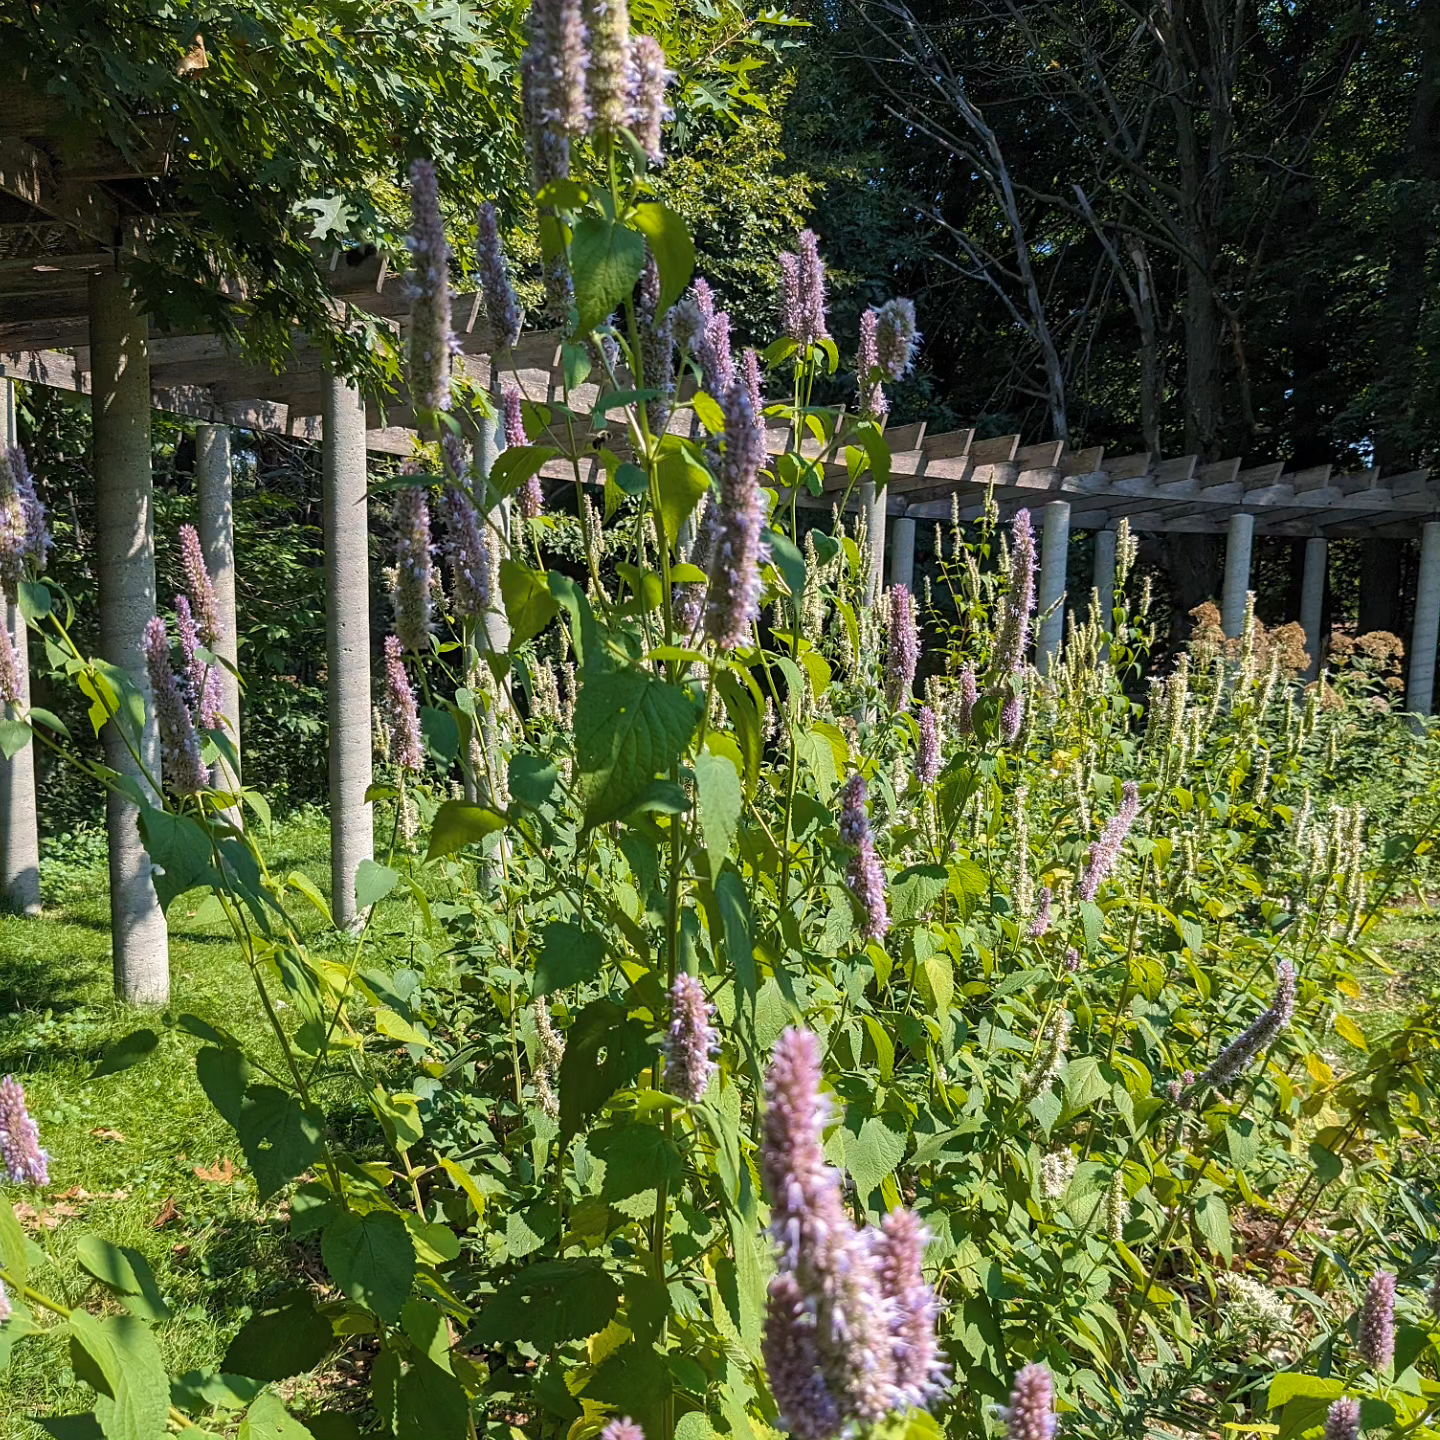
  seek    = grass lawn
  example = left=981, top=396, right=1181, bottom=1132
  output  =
left=0, top=810, right=422, bottom=1437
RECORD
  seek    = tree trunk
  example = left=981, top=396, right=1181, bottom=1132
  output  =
left=323, top=372, right=374, bottom=929
left=1358, top=539, right=1403, bottom=636
left=196, top=424, right=242, bottom=822
left=90, top=270, right=169, bottom=1004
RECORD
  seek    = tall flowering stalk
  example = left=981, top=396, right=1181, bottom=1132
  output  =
left=143, top=617, right=208, bottom=795
left=0, top=1073, right=48, bottom=1185
left=600, top=1421, right=644, bottom=1440
left=857, top=308, right=888, bottom=420
left=585, top=0, right=629, bottom=135
left=703, top=378, right=767, bottom=651
left=0, top=443, right=47, bottom=600
left=1323, top=1398, right=1360, bottom=1440
left=1077, top=780, right=1140, bottom=901
left=523, top=0, right=590, bottom=143
left=797, top=230, right=829, bottom=345
left=875, top=299, right=921, bottom=379
left=1358, top=1270, right=1396, bottom=1370
left=406, top=159, right=455, bottom=419
left=178, top=524, right=220, bottom=646
left=1027, top=886, right=1052, bottom=938
left=915, top=706, right=940, bottom=786
left=437, top=485, right=490, bottom=618
left=663, top=974, right=718, bottom=1103
left=476, top=202, right=523, bottom=349
left=839, top=774, right=889, bottom=943
left=885, top=584, right=919, bottom=712
left=956, top=663, right=977, bottom=735
left=391, top=486, right=434, bottom=652
left=626, top=36, right=671, bottom=162
left=761, top=1028, right=893, bottom=1436
left=382, top=636, right=423, bottom=774
left=1197, top=960, right=1297, bottom=1091
left=994, top=509, right=1037, bottom=742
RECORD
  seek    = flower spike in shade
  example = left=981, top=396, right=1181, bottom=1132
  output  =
left=391, top=485, right=434, bottom=652
left=875, top=299, right=921, bottom=380
left=405, top=159, right=456, bottom=420
left=178, top=523, right=220, bottom=646
left=144, top=616, right=208, bottom=795
left=0, top=1073, right=48, bottom=1186
left=383, top=636, right=423, bottom=774
left=664, top=974, right=718, bottom=1103
left=476, top=202, right=523, bottom=350
left=839, top=774, right=889, bottom=943
left=1197, top=959, right=1297, bottom=1090
left=437, top=485, right=490, bottom=617
left=857, top=308, right=888, bottom=421
left=1358, top=1270, right=1396, bottom=1371
left=0, top=444, right=48, bottom=602
left=1002, top=1365, right=1056, bottom=1440
left=885, top=584, right=919, bottom=711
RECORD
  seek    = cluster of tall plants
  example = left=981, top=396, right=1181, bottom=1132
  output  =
left=2, top=3, right=1440, bottom=1438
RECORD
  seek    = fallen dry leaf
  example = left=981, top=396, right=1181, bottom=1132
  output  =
left=193, top=1156, right=236, bottom=1185
left=14, top=1201, right=79, bottom=1230
left=53, top=1186, right=129, bottom=1203
left=152, top=1196, right=181, bottom=1228
left=171, top=1243, right=192, bottom=1259
left=88, top=1127, right=128, bottom=1143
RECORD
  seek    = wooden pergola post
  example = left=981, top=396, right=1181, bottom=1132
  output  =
left=1407, top=522, right=1440, bottom=716
left=90, top=269, right=169, bottom=1003
left=1300, top=537, right=1327, bottom=682
left=322, top=371, right=374, bottom=928
left=1036, top=500, right=1070, bottom=676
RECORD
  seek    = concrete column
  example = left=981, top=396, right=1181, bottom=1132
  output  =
left=888, top=515, right=916, bottom=593
left=1300, top=537, right=1327, bottom=682
left=1093, top=528, right=1117, bottom=632
left=1221, top=512, right=1255, bottom=639
left=0, top=382, right=41, bottom=915
left=323, top=373, right=374, bottom=928
left=1407, top=521, right=1440, bottom=715
left=90, top=270, right=169, bottom=1004
left=1036, top=500, right=1070, bottom=676
left=196, top=424, right=242, bottom=813
left=860, top=479, right=887, bottom=606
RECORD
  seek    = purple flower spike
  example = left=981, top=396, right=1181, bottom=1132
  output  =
left=1324, top=1398, right=1361, bottom=1440
left=1077, top=780, right=1140, bottom=901
left=857, top=308, right=887, bottom=420
left=1003, top=1365, right=1056, bottom=1440
left=996, top=508, right=1037, bottom=676
left=174, top=593, right=201, bottom=707
left=872, top=1209, right=947, bottom=1411
left=625, top=35, right=671, bottom=162
left=0, top=1073, right=48, bottom=1186
left=391, top=485, right=434, bottom=652
left=1063, top=947, right=1080, bottom=972
left=1358, top=1270, right=1396, bottom=1371
left=503, top=385, right=528, bottom=449
left=178, top=524, right=220, bottom=646
left=199, top=666, right=224, bottom=733
left=476, top=202, right=523, bottom=350
left=0, top=444, right=48, bottom=602
left=703, top=377, right=767, bottom=651
left=405, top=159, right=456, bottom=419
left=437, top=486, right=491, bottom=617
left=839, top=775, right=888, bottom=943
left=742, top=348, right=764, bottom=424
left=601, top=1420, right=644, bottom=1440
left=587, top=0, right=630, bottom=135
left=523, top=0, right=590, bottom=143
left=1197, top=960, right=1297, bottom=1090
left=885, top=584, right=919, bottom=712
left=796, top=230, right=830, bottom=346
left=778, top=253, right=803, bottom=346
left=761, top=1028, right=894, bottom=1433
left=382, top=636, right=423, bottom=774
left=957, top=664, right=977, bottom=735
left=143, top=616, right=208, bottom=795
left=1027, top=887, right=1052, bottom=939
left=915, top=706, right=940, bottom=787
left=664, top=973, right=718, bottom=1103
left=875, top=299, right=921, bottom=380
